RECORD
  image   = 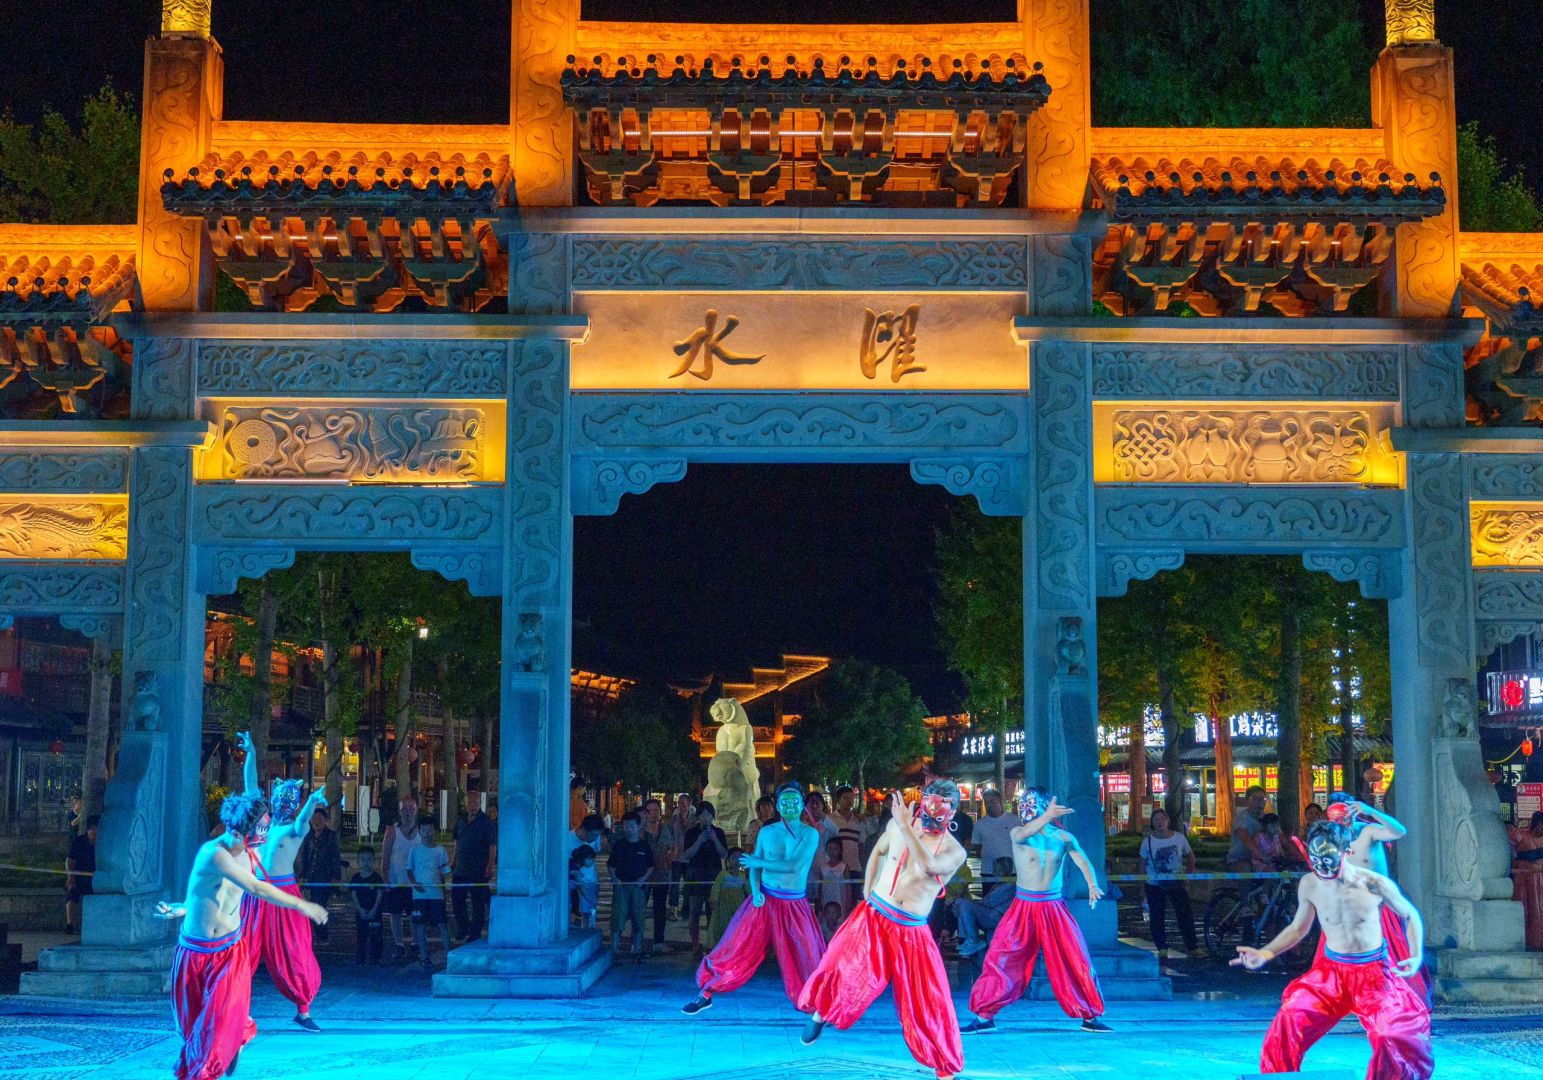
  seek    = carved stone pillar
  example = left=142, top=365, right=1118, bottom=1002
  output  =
left=510, top=0, right=579, bottom=208
left=138, top=31, right=221, bottom=311
left=1022, top=0, right=1091, bottom=210
left=1373, top=36, right=1458, bottom=316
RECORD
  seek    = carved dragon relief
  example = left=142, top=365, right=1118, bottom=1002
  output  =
left=0, top=499, right=128, bottom=560
left=1471, top=507, right=1543, bottom=568
left=216, top=406, right=486, bottom=482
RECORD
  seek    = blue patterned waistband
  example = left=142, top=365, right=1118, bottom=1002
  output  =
left=1016, top=887, right=1063, bottom=902
left=179, top=923, right=242, bottom=954
left=763, top=886, right=805, bottom=901
left=1325, top=944, right=1387, bottom=965
left=261, top=871, right=297, bottom=887
left=867, top=893, right=927, bottom=927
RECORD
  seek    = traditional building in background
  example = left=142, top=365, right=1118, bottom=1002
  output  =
left=0, top=0, right=1538, bottom=1004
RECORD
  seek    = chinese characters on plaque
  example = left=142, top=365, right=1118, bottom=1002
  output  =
left=668, top=305, right=925, bottom=383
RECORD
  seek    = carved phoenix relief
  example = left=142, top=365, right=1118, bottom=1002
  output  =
left=0, top=500, right=128, bottom=560
left=1471, top=508, right=1543, bottom=569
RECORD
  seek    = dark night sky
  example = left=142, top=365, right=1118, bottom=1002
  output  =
left=0, top=2, right=1537, bottom=707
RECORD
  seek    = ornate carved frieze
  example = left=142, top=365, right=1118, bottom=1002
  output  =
left=1302, top=549, right=1402, bottom=600
left=196, top=485, right=501, bottom=544
left=1407, top=455, right=1471, bottom=668
left=911, top=458, right=1027, bottom=516
left=131, top=336, right=195, bottom=421
left=570, top=457, right=687, bottom=516
left=1385, top=0, right=1436, bottom=46
left=1471, top=458, right=1543, bottom=499
left=126, top=447, right=191, bottom=663
left=1473, top=569, right=1543, bottom=619
left=213, top=405, right=487, bottom=482
left=161, top=0, right=211, bottom=37
left=0, top=498, right=128, bottom=560
left=198, top=342, right=508, bottom=397
left=0, top=452, right=126, bottom=493
left=1034, top=341, right=1093, bottom=608
left=573, top=393, right=1027, bottom=452
left=1401, top=343, right=1465, bottom=429
left=1091, top=346, right=1400, bottom=400
left=1095, top=548, right=1184, bottom=597
left=1107, top=408, right=1385, bottom=485
left=508, top=232, right=570, bottom=316
left=571, top=238, right=1027, bottom=291
left=0, top=562, right=123, bottom=610
left=1471, top=506, right=1543, bottom=569
left=196, top=547, right=296, bottom=596
left=1028, top=234, right=1091, bottom=316
left=1095, top=486, right=1405, bottom=547
left=409, top=548, right=503, bottom=598
left=507, top=341, right=567, bottom=611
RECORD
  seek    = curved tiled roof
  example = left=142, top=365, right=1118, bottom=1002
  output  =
left=0, top=226, right=138, bottom=322
left=1091, top=154, right=1445, bottom=218
left=1462, top=258, right=1543, bottom=329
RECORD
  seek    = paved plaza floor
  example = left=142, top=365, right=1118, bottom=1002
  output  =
left=3, top=948, right=1541, bottom=1080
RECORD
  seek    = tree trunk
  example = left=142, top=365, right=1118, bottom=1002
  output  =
left=1214, top=709, right=1235, bottom=839
left=249, top=582, right=278, bottom=766
left=1338, top=628, right=1357, bottom=797
left=82, top=634, right=113, bottom=818
left=1159, top=670, right=1185, bottom=823
left=1276, top=579, right=1305, bottom=836
left=993, top=713, right=1006, bottom=796
left=393, top=635, right=415, bottom=799
left=438, top=658, right=459, bottom=819
left=1128, top=708, right=1147, bottom=832
left=481, top=712, right=496, bottom=797
left=322, top=638, right=345, bottom=827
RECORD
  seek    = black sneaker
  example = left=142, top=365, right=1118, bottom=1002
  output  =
left=800, top=1015, right=827, bottom=1046
left=293, top=1015, right=322, bottom=1033
left=961, top=1018, right=996, bottom=1035
left=1081, top=1018, right=1112, bottom=1033
left=681, top=995, right=712, bottom=1016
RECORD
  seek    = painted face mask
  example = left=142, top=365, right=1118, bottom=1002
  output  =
left=777, top=790, right=804, bottom=821
left=918, top=793, right=955, bottom=836
left=1018, top=788, right=1052, bottom=823
left=1307, top=833, right=1345, bottom=880
left=245, top=813, right=271, bottom=847
left=270, top=780, right=304, bottom=826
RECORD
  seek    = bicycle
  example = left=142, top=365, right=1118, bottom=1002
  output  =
left=1202, top=872, right=1311, bottom=969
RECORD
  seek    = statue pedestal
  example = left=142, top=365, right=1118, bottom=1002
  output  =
left=22, top=895, right=174, bottom=997
left=434, top=928, right=611, bottom=998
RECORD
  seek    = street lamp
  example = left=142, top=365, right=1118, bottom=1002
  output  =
left=417, top=625, right=430, bottom=640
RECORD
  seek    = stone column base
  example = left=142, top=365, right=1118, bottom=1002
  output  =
left=1026, top=942, right=1171, bottom=1002
left=22, top=943, right=175, bottom=997
left=1429, top=896, right=1543, bottom=1003
left=433, top=929, right=611, bottom=998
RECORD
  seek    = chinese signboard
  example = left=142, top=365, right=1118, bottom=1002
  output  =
left=1097, top=706, right=1167, bottom=749
left=954, top=728, right=1025, bottom=761
left=1518, top=782, right=1543, bottom=820
left=1194, top=711, right=1280, bottom=743
left=571, top=292, right=1028, bottom=391
left=1487, top=671, right=1543, bottom=717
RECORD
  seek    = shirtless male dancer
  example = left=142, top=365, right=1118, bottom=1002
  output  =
left=682, top=781, right=825, bottom=1014
left=798, top=781, right=968, bottom=1080
left=1233, top=820, right=1432, bottom=1080
left=240, top=732, right=330, bottom=1031
left=157, top=791, right=328, bottom=1080
left=963, top=785, right=1111, bottom=1034
left=1322, top=792, right=1427, bottom=997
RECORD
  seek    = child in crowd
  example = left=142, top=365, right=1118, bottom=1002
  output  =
left=817, top=838, right=848, bottom=914
left=705, top=848, right=750, bottom=948
left=819, top=901, right=844, bottom=943
left=1254, top=813, right=1287, bottom=873
left=406, top=816, right=452, bottom=969
left=569, top=847, right=599, bottom=929
left=350, top=847, right=385, bottom=965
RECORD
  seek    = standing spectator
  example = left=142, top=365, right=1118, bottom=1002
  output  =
left=452, top=794, right=496, bottom=943
left=381, top=796, right=421, bottom=958
left=681, top=800, right=727, bottom=957
left=956, top=857, right=1016, bottom=957
left=299, top=807, right=342, bottom=943
left=667, top=793, right=696, bottom=916
left=819, top=901, right=844, bottom=943
left=350, top=847, right=386, bottom=966
left=745, top=795, right=776, bottom=852
left=608, top=811, right=654, bottom=959
left=567, top=813, right=606, bottom=858
left=972, top=789, right=1017, bottom=875
left=1512, top=810, right=1543, bottom=950
left=828, top=787, right=865, bottom=878
left=1139, top=808, right=1201, bottom=959
left=406, top=816, right=452, bottom=969
left=68, top=796, right=84, bottom=837
left=569, top=779, right=589, bottom=829
left=1226, top=785, right=1269, bottom=872
left=569, top=847, right=599, bottom=929
left=705, top=848, right=750, bottom=948
left=802, top=791, right=840, bottom=898
left=642, top=798, right=673, bottom=950
left=1253, top=813, right=1286, bottom=873
left=64, top=814, right=97, bottom=935
left=816, top=837, right=849, bottom=913
left=1303, top=802, right=1326, bottom=827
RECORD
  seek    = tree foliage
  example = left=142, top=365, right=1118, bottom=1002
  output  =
left=571, top=682, right=699, bottom=796
left=0, top=83, right=139, bottom=224
left=1457, top=122, right=1543, bottom=233
left=782, top=659, right=932, bottom=793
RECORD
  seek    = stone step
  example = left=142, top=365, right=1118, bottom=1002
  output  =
left=1435, top=974, right=1543, bottom=1005
left=20, top=968, right=171, bottom=997
left=35, top=943, right=176, bottom=973
left=1439, top=949, right=1543, bottom=981
left=442, top=931, right=605, bottom=980
left=435, top=946, right=611, bottom=998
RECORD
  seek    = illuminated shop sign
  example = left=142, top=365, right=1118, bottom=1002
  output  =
left=955, top=729, right=1025, bottom=761
left=1194, top=711, right=1280, bottom=743
left=1488, top=671, right=1543, bottom=716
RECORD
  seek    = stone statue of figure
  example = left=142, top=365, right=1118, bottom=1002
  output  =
left=704, top=697, right=761, bottom=832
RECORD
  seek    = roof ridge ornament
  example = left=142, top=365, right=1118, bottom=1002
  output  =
left=1385, top=0, right=1436, bottom=47
left=162, top=0, right=211, bottom=39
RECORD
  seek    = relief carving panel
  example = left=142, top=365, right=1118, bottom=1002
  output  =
left=214, top=406, right=487, bottom=482
left=1471, top=506, right=1543, bottom=569
left=1096, top=486, right=1404, bottom=546
left=198, top=342, right=508, bottom=396
left=0, top=498, right=128, bottom=560
left=0, top=453, right=126, bottom=493
left=1107, top=409, right=1387, bottom=484
left=1091, top=347, right=1400, bottom=400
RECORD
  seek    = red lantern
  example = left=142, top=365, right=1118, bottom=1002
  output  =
left=48, top=739, right=63, bottom=756
left=406, top=745, right=419, bottom=764
left=1502, top=679, right=1526, bottom=710
left=1525, top=738, right=1536, bottom=759
left=456, top=745, right=475, bottom=767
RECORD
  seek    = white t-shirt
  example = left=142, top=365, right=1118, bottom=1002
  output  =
left=973, top=812, right=1018, bottom=872
left=1139, top=832, right=1193, bottom=878
left=407, top=843, right=450, bottom=900
left=566, top=830, right=602, bottom=859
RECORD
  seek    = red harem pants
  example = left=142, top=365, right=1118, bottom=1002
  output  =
left=242, top=874, right=320, bottom=1012
left=697, top=888, right=826, bottom=1004
left=171, top=925, right=258, bottom=1080
left=968, top=890, right=1104, bottom=1021
left=796, top=897, right=964, bottom=1079
left=1312, top=907, right=1430, bottom=1003
left=1261, top=946, right=1433, bottom=1080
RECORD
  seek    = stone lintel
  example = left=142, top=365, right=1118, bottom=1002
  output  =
left=1014, top=315, right=1483, bottom=346
left=0, top=420, right=213, bottom=449
left=115, top=313, right=590, bottom=343
left=1390, top=427, right=1543, bottom=455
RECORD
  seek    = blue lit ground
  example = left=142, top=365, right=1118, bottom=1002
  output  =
left=3, top=947, right=1540, bottom=1080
